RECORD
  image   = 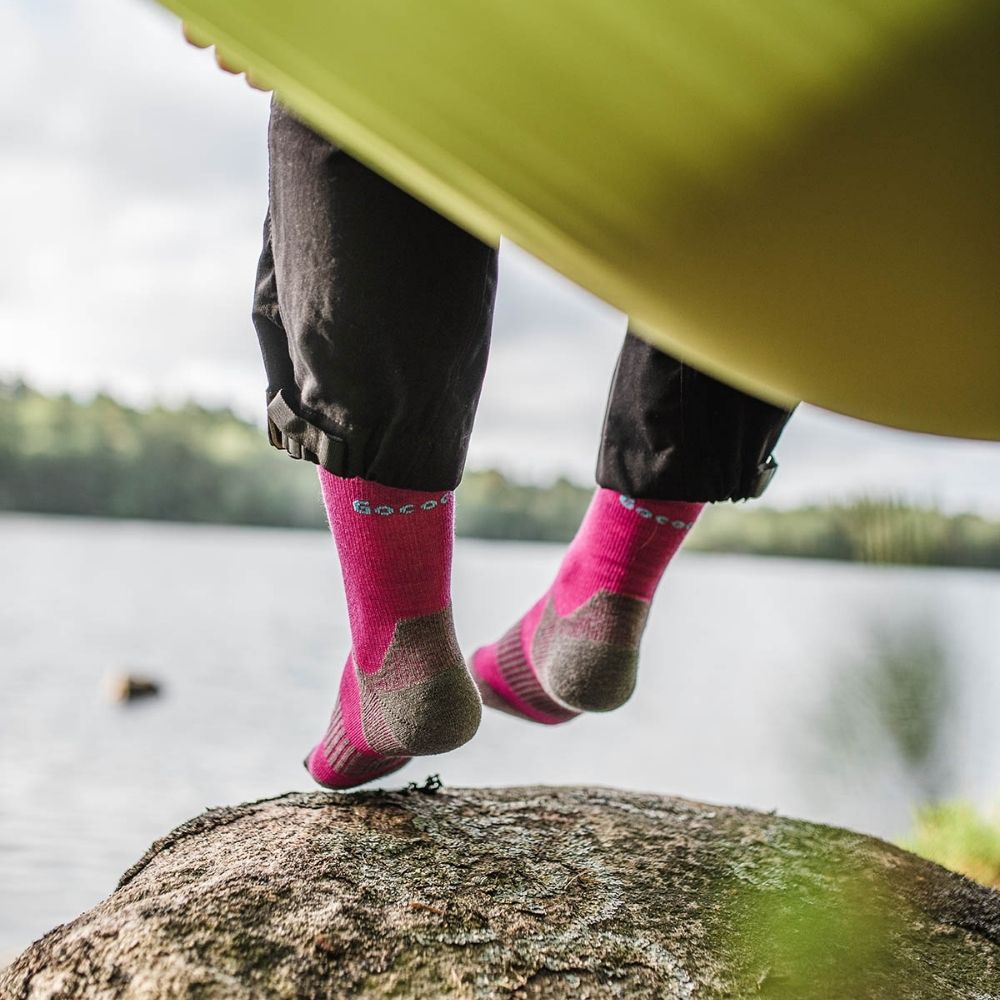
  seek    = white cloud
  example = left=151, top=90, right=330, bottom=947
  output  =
left=0, top=0, right=270, bottom=410
left=1, top=0, right=998, bottom=515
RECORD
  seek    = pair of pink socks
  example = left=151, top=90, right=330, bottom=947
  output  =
left=305, top=471, right=702, bottom=789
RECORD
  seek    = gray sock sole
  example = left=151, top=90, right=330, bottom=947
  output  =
left=532, top=591, right=649, bottom=713
left=356, top=607, right=482, bottom=757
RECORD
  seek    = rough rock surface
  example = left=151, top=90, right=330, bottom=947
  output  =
left=3, top=785, right=999, bottom=999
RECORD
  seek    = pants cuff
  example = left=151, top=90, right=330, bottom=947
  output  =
left=265, top=390, right=349, bottom=474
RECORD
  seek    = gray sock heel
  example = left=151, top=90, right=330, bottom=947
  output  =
left=533, top=591, right=650, bottom=713
left=355, top=607, right=482, bottom=757
left=380, top=664, right=482, bottom=755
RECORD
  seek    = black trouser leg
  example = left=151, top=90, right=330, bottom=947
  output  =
left=252, top=100, right=499, bottom=491
left=597, top=330, right=796, bottom=502
left=254, top=105, right=792, bottom=502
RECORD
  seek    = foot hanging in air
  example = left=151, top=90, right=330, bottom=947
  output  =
left=305, top=470, right=482, bottom=789
left=471, top=488, right=702, bottom=724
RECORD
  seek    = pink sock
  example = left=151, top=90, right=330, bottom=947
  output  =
left=306, top=471, right=481, bottom=789
left=471, top=488, right=703, bottom=723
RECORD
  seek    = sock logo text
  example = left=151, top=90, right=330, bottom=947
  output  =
left=353, top=492, right=453, bottom=516
left=619, top=494, right=694, bottom=530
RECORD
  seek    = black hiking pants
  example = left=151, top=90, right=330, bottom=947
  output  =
left=252, top=101, right=794, bottom=502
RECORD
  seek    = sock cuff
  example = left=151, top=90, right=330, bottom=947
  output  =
left=318, top=470, right=456, bottom=523
left=318, top=470, right=456, bottom=665
left=596, top=488, right=703, bottom=531
left=552, top=488, right=703, bottom=610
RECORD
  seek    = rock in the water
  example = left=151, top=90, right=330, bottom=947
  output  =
left=106, top=673, right=161, bottom=703
left=3, top=786, right=999, bottom=999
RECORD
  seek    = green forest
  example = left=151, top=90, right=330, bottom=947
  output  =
left=2, top=380, right=998, bottom=569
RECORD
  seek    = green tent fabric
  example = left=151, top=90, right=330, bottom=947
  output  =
left=160, top=0, right=1000, bottom=440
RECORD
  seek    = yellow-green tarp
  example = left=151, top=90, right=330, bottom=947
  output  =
left=160, top=0, right=1000, bottom=440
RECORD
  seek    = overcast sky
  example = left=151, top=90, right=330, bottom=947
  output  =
left=2, top=0, right=998, bottom=514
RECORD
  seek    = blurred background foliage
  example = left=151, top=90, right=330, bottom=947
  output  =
left=688, top=500, right=1000, bottom=569
left=817, top=623, right=956, bottom=804
left=806, top=592, right=1000, bottom=893
left=905, top=801, right=1000, bottom=890
left=0, top=380, right=321, bottom=527
left=2, top=379, right=999, bottom=569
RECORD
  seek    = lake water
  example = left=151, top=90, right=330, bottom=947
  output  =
left=2, top=513, right=999, bottom=959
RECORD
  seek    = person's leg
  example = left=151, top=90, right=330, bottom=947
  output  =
left=255, top=100, right=498, bottom=786
left=595, top=331, right=794, bottom=503
left=472, top=329, right=794, bottom=723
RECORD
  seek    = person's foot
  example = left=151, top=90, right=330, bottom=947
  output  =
left=306, top=472, right=481, bottom=789
left=471, top=489, right=702, bottom=722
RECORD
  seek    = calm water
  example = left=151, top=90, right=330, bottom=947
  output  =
left=2, top=513, right=999, bottom=958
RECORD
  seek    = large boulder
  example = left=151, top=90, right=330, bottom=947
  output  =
left=3, top=785, right=999, bottom=999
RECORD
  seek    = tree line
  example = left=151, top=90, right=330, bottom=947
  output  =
left=1, top=380, right=997, bottom=569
